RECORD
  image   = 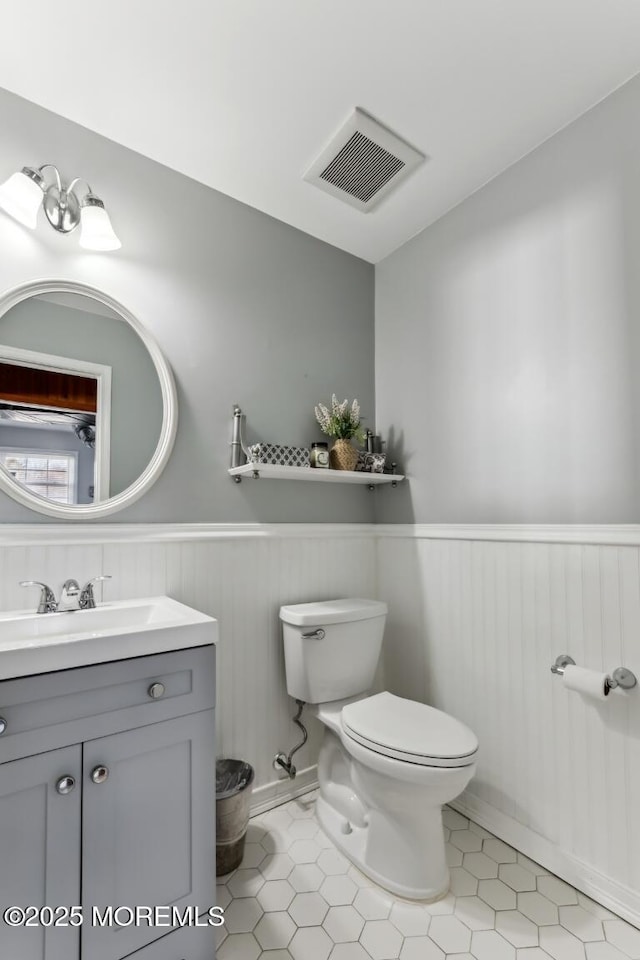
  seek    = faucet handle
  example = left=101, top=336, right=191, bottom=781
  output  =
left=20, top=581, right=58, bottom=614
left=79, top=576, right=112, bottom=610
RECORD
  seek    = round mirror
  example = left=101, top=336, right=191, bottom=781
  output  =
left=0, top=279, right=177, bottom=518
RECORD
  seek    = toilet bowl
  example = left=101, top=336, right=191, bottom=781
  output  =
left=314, top=693, right=476, bottom=899
left=279, top=599, right=478, bottom=901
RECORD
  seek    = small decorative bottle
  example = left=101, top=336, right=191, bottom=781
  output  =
left=310, top=442, right=329, bottom=469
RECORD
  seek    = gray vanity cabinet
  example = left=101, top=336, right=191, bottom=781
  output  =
left=0, top=745, right=82, bottom=960
left=0, top=644, right=216, bottom=960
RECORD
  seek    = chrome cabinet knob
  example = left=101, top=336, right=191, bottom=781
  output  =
left=56, top=775, right=76, bottom=795
left=91, top=765, right=109, bottom=784
left=148, top=682, right=165, bottom=700
left=0, top=717, right=7, bottom=735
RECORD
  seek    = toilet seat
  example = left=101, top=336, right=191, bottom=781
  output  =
left=341, top=691, right=478, bottom=768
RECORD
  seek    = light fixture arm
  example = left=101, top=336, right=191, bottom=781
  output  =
left=66, top=176, right=93, bottom=199
left=38, top=164, right=63, bottom=191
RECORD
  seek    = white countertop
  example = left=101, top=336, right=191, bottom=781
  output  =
left=0, top=596, right=218, bottom=680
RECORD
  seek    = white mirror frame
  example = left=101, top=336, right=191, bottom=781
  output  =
left=0, top=279, right=178, bottom=519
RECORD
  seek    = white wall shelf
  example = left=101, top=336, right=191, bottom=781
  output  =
left=228, top=463, right=404, bottom=489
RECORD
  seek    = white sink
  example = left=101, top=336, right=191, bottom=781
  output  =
left=0, top=597, right=218, bottom=680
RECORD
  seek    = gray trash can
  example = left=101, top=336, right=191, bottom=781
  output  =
left=216, top=759, right=255, bottom=876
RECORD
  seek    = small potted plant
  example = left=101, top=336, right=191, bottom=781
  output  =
left=314, top=395, right=364, bottom=471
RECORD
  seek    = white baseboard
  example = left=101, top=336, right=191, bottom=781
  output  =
left=250, top=764, right=318, bottom=817
left=452, top=792, right=640, bottom=929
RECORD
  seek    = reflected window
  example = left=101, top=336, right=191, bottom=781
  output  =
left=0, top=449, right=78, bottom=504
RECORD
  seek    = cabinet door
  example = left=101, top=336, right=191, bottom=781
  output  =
left=0, top=745, right=82, bottom=960
left=82, top=710, right=215, bottom=960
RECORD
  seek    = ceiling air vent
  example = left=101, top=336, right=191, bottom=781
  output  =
left=304, top=108, right=425, bottom=212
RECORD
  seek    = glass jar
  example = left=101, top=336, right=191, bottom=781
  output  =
left=310, top=441, right=329, bottom=469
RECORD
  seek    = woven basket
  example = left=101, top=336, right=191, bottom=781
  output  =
left=330, top=439, right=359, bottom=471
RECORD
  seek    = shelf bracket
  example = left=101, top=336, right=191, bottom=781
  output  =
left=230, top=404, right=250, bottom=482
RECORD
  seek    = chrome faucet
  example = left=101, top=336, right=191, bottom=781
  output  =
left=58, top=579, right=81, bottom=612
left=20, top=575, right=112, bottom=613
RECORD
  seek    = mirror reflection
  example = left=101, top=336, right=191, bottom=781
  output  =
left=0, top=293, right=163, bottom=507
left=0, top=357, right=100, bottom=504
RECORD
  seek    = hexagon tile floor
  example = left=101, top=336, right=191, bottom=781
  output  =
left=216, top=790, right=640, bottom=960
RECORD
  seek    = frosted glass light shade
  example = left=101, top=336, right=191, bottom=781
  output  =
left=0, top=170, right=43, bottom=228
left=79, top=203, right=121, bottom=251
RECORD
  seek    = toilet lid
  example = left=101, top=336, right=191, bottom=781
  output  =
left=341, top=692, right=478, bottom=768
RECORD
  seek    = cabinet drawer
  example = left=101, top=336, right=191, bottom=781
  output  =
left=0, top=646, right=215, bottom=763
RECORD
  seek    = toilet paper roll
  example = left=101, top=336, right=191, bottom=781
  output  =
left=562, top=664, right=609, bottom=701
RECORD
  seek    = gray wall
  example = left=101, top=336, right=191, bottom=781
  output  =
left=0, top=86, right=375, bottom=523
left=0, top=297, right=162, bottom=497
left=375, top=73, right=640, bottom=524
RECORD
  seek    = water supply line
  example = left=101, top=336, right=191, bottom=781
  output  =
left=273, top=700, right=307, bottom=779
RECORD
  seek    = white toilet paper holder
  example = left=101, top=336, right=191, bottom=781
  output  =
left=551, top=654, right=637, bottom=691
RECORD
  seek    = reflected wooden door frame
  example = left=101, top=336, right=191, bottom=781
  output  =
left=0, top=343, right=112, bottom=501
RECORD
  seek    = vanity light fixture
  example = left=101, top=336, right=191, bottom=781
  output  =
left=0, top=164, right=121, bottom=251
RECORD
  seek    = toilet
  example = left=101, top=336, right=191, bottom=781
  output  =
left=279, top=597, right=478, bottom=901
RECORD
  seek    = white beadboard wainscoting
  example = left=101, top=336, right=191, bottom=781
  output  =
left=3, top=521, right=640, bottom=924
left=0, top=524, right=376, bottom=806
left=377, top=525, right=640, bottom=927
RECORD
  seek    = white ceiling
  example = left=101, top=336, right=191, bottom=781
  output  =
left=1, top=1, right=640, bottom=263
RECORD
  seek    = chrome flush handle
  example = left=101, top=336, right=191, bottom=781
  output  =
left=301, top=629, right=326, bottom=640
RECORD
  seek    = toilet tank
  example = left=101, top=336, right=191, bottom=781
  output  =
left=279, top=598, right=388, bottom=703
